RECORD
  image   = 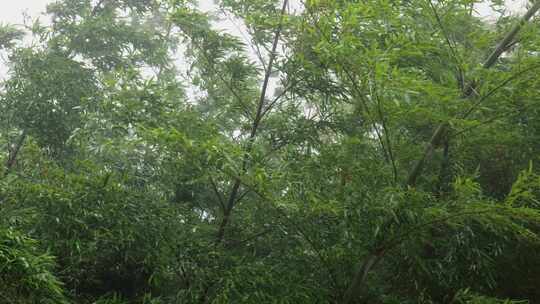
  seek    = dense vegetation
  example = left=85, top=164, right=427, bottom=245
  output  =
left=1, top=0, right=540, bottom=303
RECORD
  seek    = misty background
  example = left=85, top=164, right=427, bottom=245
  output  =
left=0, top=0, right=529, bottom=26
left=0, top=0, right=531, bottom=79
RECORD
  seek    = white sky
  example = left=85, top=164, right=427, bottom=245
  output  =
left=1, top=0, right=50, bottom=25
left=0, top=0, right=531, bottom=116
left=0, top=0, right=530, bottom=78
left=0, top=0, right=529, bottom=25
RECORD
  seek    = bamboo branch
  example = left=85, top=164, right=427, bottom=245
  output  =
left=342, top=207, right=494, bottom=304
left=302, top=1, right=399, bottom=179
left=344, top=4, right=540, bottom=302
left=91, top=0, right=108, bottom=16
left=406, top=123, right=446, bottom=186
left=427, top=0, right=466, bottom=90
left=4, top=130, right=27, bottom=177
left=224, top=171, right=340, bottom=292
left=406, top=2, right=540, bottom=187
left=483, top=0, right=540, bottom=69
left=215, top=0, right=289, bottom=244
left=342, top=252, right=384, bottom=304
left=371, top=75, right=398, bottom=183
left=209, top=176, right=226, bottom=212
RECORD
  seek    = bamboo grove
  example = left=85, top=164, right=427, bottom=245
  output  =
left=1, top=0, right=540, bottom=303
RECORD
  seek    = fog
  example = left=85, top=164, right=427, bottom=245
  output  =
left=0, top=0, right=530, bottom=26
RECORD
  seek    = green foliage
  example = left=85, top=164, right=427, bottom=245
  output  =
left=507, top=164, right=540, bottom=208
left=46, top=0, right=170, bottom=70
left=453, top=289, right=528, bottom=304
left=0, top=228, right=68, bottom=304
left=0, top=24, right=24, bottom=50
left=2, top=162, right=200, bottom=302
left=1, top=0, right=540, bottom=303
left=1, top=49, right=97, bottom=155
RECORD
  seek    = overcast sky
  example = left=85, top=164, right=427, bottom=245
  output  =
left=0, top=0, right=530, bottom=78
left=0, top=0, right=530, bottom=26
left=0, top=0, right=531, bottom=100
